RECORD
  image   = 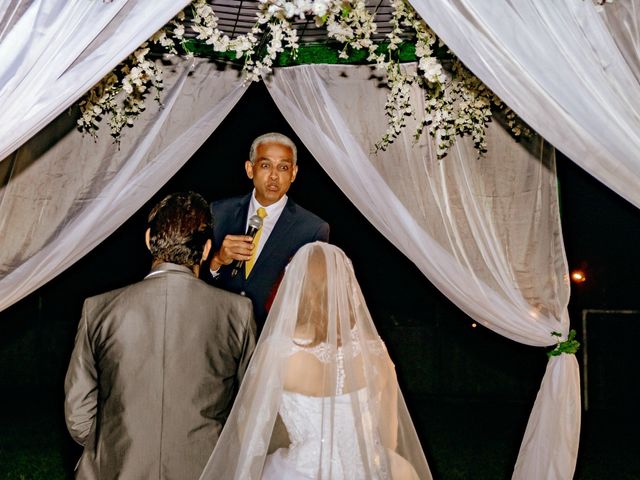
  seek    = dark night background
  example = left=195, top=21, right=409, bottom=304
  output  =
left=1, top=81, right=639, bottom=479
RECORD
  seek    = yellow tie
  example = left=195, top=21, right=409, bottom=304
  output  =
left=245, top=207, right=267, bottom=278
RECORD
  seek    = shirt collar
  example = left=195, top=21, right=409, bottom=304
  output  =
left=249, top=189, right=288, bottom=219
left=146, top=262, right=195, bottom=278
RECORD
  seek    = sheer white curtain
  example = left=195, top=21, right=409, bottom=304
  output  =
left=602, top=0, right=640, bottom=81
left=406, top=0, right=640, bottom=211
left=0, top=0, right=190, bottom=161
left=267, top=63, right=580, bottom=479
left=0, top=58, right=247, bottom=311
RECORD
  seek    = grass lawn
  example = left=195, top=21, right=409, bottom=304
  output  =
left=2, top=396, right=639, bottom=479
left=0, top=402, right=69, bottom=479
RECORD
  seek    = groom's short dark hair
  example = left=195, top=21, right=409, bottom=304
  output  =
left=147, top=191, right=211, bottom=267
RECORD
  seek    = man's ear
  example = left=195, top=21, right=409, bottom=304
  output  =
left=145, top=228, right=151, bottom=251
left=202, top=239, right=212, bottom=263
left=245, top=160, right=254, bottom=180
left=291, top=164, right=299, bottom=183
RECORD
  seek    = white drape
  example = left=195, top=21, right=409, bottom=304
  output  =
left=406, top=0, right=640, bottom=211
left=266, top=63, right=580, bottom=479
left=0, top=58, right=247, bottom=311
left=601, top=1, right=640, bottom=81
left=0, top=0, right=191, bottom=162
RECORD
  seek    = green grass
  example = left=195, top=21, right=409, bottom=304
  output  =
left=1, top=398, right=639, bottom=479
left=0, top=409, right=69, bottom=480
left=0, top=450, right=66, bottom=480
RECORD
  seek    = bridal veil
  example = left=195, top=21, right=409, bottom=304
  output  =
left=199, top=241, right=432, bottom=479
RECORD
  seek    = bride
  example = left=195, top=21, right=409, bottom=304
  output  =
left=199, top=242, right=432, bottom=479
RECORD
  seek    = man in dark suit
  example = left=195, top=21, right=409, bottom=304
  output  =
left=64, top=192, right=256, bottom=479
left=208, top=133, right=329, bottom=327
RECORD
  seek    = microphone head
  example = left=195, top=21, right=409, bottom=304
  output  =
left=248, top=214, right=263, bottom=230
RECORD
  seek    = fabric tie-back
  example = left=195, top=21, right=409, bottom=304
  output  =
left=266, top=63, right=580, bottom=479
left=406, top=0, right=640, bottom=211
left=0, top=58, right=247, bottom=311
left=0, top=0, right=191, bottom=162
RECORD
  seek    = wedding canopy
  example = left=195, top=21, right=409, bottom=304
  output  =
left=2, top=1, right=639, bottom=479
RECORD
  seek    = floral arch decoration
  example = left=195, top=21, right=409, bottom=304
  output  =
left=81, top=0, right=622, bottom=158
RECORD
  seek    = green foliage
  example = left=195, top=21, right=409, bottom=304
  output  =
left=0, top=415, right=68, bottom=480
left=181, top=39, right=238, bottom=60
left=547, top=329, right=580, bottom=357
left=181, top=39, right=422, bottom=66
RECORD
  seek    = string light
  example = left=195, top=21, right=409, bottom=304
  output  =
left=571, top=269, right=587, bottom=284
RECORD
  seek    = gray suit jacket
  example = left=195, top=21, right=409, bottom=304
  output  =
left=64, top=263, right=256, bottom=480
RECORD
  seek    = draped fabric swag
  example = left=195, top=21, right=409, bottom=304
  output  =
left=3, top=2, right=640, bottom=479
left=0, top=58, right=247, bottom=311
left=266, top=64, right=580, bottom=479
left=0, top=0, right=190, bottom=161
left=407, top=0, right=640, bottom=210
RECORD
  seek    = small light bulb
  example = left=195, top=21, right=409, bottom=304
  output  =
left=570, top=270, right=587, bottom=284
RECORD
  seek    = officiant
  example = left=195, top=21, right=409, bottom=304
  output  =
left=207, top=132, right=329, bottom=327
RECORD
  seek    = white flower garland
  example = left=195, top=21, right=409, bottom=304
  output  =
left=77, top=43, right=164, bottom=140
left=79, top=0, right=533, bottom=157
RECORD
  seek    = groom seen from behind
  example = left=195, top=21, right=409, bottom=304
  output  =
left=64, top=192, right=256, bottom=479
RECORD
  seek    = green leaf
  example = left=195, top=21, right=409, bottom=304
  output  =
left=547, top=329, right=580, bottom=357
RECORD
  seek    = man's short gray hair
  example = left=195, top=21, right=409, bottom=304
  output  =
left=249, top=132, right=297, bottom=165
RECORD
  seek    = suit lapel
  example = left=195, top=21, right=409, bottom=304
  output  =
left=235, top=195, right=250, bottom=231
left=249, top=198, right=296, bottom=277
left=217, top=195, right=250, bottom=284
left=225, top=194, right=250, bottom=243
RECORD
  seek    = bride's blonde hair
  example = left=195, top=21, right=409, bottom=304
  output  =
left=294, top=247, right=357, bottom=348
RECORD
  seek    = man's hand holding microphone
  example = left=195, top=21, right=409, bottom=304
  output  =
left=209, top=215, right=263, bottom=277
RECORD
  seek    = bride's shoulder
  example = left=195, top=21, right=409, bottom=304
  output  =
left=289, top=326, right=388, bottom=361
left=290, top=337, right=333, bottom=363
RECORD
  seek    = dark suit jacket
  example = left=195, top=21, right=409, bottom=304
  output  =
left=64, top=263, right=256, bottom=480
left=211, top=194, right=329, bottom=326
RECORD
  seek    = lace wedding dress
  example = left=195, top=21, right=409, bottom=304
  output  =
left=198, top=243, right=432, bottom=480
left=262, top=332, right=404, bottom=479
left=263, top=390, right=372, bottom=479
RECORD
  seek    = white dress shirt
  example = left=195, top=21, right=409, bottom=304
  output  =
left=246, top=189, right=288, bottom=260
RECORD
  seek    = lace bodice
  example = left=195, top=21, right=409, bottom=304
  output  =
left=275, top=389, right=387, bottom=480
left=263, top=332, right=390, bottom=479
left=290, top=328, right=386, bottom=396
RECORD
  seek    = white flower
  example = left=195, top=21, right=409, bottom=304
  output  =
left=150, top=31, right=166, bottom=43
left=79, top=0, right=527, bottom=158
left=122, top=80, right=133, bottom=94
left=196, top=4, right=214, bottom=18
left=418, top=57, right=443, bottom=83
left=312, top=1, right=328, bottom=17
left=195, top=25, right=214, bottom=39
left=283, top=2, right=296, bottom=17
left=133, top=48, right=150, bottom=63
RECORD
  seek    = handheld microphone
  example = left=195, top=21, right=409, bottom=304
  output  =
left=231, top=214, right=264, bottom=278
